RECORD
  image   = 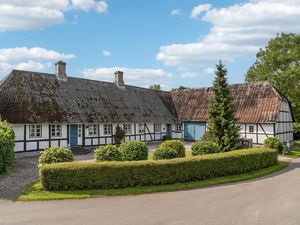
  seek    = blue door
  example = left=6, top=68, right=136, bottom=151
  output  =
left=166, top=124, right=172, bottom=136
left=184, top=122, right=206, bottom=141
left=70, top=125, right=78, bottom=146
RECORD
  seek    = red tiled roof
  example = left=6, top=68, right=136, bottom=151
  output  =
left=171, top=81, right=285, bottom=123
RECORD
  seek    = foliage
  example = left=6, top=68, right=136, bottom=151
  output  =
left=94, top=145, right=121, bottom=162
left=39, top=146, right=74, bottom=167
left=153, top=147, right=179, bottom=160
left=263, top=137, right=284, bottom=153
left=160, top=140, right=185, bottom=157
left=205, top=61, right=240, bottom=152
left=191, top=141, right=219, bottom=155
left=119, top=141, right=148, bottom=161
left=40, top=148, right=278, bottom=191
left=114, top=126, right=125, bottom=146
left=293, top=123, right=300, bottom=140
left=245, top=33, right=300, bottom=122
left=149, top=84, right=161, bottom=91
left=162, top=134, right=172, bottom=142
left=20, top=162, right=288, bottom=201
left=0, top=121, right=15, bottom=174
left=171, top=86, right=189, bottom=92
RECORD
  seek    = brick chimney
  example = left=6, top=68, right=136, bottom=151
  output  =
left=114, top=70, right=124, bottom=86
left=55, top=61, right=67, bottom=81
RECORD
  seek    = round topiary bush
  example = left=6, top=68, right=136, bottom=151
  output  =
left=191, top=141, right=218, bottom=155
left=94, top=144, right=121, bottom=162
left=264, top=137, right=284, bottom=153
left=153, top=147, right=178, bottom=160
left=119, top=141, right=148, bottom=161
left=39, top=146, right=74, bottom=167
left=160, top=140, right=185, bottom=157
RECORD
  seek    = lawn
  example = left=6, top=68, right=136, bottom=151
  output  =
left=18, top=161, right=288, bottom=201
left=286, top=140, right=300, bottom=158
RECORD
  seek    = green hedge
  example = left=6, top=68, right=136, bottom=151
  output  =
left=0, top=121, right=15, bottom=174
left=41, top=148, right=278, bottom=191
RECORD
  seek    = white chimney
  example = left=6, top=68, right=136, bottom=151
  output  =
left=114, top=70, right=124, bottom=86
left=55, top=61, right=67, bottom=81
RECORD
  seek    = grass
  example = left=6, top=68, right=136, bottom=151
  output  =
left=17, top=161, right=288, bottom=201
left=286, top=140, right=300, bottom=158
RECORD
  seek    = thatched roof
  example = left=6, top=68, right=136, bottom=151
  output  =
left=0, top=70, right=292, bottom=124
left=0, top=70, right=175, bottom=123
left=171, top=82, right=291, bottom=123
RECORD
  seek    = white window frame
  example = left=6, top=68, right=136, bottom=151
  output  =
left=88, top=124, right=98, bottom=136
left=154, top=123, right=161, bottom=133
left=123, top=123, right=132, bottom=134
left=104, top=124, right=113, bottom=135
left=139, top=123, right=144, bottom=134
left=29, top=124, right=42, bottom=138
left=175, top=123, right=182, bottom=132
left=51, top=124, right=62, bottom=137
left=249, top=125, right=254, bottom=133
left=78, top=125, right=82, bottom=138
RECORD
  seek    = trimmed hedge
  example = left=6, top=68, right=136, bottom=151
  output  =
left=160, top=140, right=185, bottom=157
left=153, top=147, right=178, bottom=160
left=119, top=141, right=148, bottom=161
left=192, top=141, right=219, bottom=155
left=0, top=121, right=15, bottom=174
left=94, top=145, right=121, bottom=161
left=39, top=146, right=74, bottom=167
left=41, top=148, right=278, bottom=191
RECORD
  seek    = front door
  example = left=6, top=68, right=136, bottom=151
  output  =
left=70, top=125, right=78, bottom=146
left=166, top=124, right=172, bottom=136
left=184, top=122, right=206, bottom=141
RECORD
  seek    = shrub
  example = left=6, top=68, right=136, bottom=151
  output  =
left=153, top=147, right=178, bottom=160
left=0, top=121, right=15, bottom=174
left=119, top=141, right=148, bottom=161
left=192, top=141, right=219, bottom=155
left=264, top=137, right=284, bottom=153
left=41, top=148, right=278, bottom=191
left=162, top=135, right=172, bottom=142
left=114, top=126, right=125, bottom=146
left=94, top=145, right=121, bottom=162
left=160, top=140, right=185, bottom=157
left=39, top=146, right=74, bottom=167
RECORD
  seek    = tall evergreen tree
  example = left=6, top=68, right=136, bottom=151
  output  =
left=206, top=61, right=239, bottom=152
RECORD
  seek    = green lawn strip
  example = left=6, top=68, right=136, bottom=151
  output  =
left=18, top=161, right=288, bottom=201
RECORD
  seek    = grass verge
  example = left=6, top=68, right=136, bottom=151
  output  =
left=285, top=140, right=300, bottom=158
left=18, top=161, right=288, bottom=201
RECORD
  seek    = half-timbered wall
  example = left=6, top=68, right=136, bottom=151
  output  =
left=275, top=101, right=293, bottom=144
left=238, top=123, right=274, bottom=145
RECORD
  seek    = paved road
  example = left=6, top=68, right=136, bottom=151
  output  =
left=0, top=158, right=299, bottom=225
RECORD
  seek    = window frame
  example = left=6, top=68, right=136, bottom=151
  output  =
left=123, top=123, right=132, bottom=134
left=139, top=123, right=144, bottom=134
left=29, top=124, right=42, bottom=139
left=249, top=125, right=254, bottom=133
left=154, top=123, right=162, bottom=133
left=175, top=123, right=182, bottom=132
left=88, top=124, right=98, bottom=136
left=103, top=124, right=113, bottom=135
left=51, top=124, right=62, bottom=138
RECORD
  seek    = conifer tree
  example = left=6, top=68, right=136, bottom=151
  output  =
left=205, top=61, right=239, bottom=152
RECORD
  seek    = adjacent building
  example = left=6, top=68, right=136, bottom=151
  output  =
left=0, top=61, right=294, bottom=152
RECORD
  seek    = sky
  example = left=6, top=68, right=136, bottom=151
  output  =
left=0, top=0, right=300, bottom=90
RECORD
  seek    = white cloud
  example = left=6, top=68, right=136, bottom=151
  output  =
left=82, top=67, right=173, bottom=88
left=171, top=9, right=182, bottom=16
left=102, top=50, right=111, bottom=57
left=0, top=47, right=75, bottom=75
left=190, top=4, right=211, bottom=19
left=180, top=72, right=198, bottom=78
left=204, top=67, right=214, bottom=75
left=0, top=0, right=108, bottom=31
left=157, top=0, right=300, bottom=67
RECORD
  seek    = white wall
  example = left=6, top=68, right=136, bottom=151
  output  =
left=238, top=123, right=275, bottom=144
left=275, top=101, right=293, bottom=144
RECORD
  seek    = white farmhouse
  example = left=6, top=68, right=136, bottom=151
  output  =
left=0, top=61, right=294, bottom=153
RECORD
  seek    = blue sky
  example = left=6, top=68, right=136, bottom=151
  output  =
left=0, top=0, right=299, bottom=90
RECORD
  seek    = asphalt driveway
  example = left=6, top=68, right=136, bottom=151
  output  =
left=0, top=158, right=299, bottom=225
